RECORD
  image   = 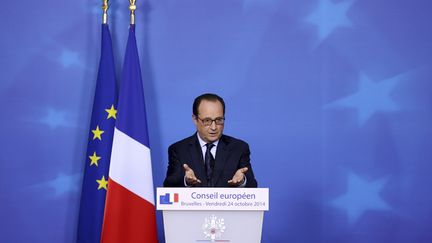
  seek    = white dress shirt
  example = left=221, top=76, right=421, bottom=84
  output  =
left=183, top=134, right=246, bottom=187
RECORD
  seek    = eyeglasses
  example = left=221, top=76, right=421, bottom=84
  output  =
left=196, top=116, right=225, bottom=126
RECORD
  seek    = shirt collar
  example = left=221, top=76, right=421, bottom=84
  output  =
left=196, top=133, right=219, bottom=148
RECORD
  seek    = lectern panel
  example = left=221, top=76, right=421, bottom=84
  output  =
left=163, top=210, right=264, bottom=243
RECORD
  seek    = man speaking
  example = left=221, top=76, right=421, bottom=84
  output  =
left=163, top=93, right=257, bottom=188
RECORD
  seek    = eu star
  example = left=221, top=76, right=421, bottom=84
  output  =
left=96, top=175, right=108, bottom=190
left=39, top=108, right=70, bottom=129
left=306, top=0, right=354, bottom=41
left=43, top=173, right=81, bottom=197
left=325, top=72, right=403, bottom=125
left=59, top=49, right=82, bottom=68
left=89, top=151, right=101, bottom=166
left=105, top=105, right=117, bottom=119
left=331, top=172, right=390, bottom=224
left=92, top=125, right=105, bottom=140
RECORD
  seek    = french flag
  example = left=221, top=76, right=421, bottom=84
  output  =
left=170, top=193, right=179, bottom=203
left=101, top=25, right=158, bottom=243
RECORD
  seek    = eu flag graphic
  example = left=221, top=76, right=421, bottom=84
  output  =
left=77, top=24, right=117, bottom=243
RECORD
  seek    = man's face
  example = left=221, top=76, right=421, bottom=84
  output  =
left=193, top=100, right=225, bottom=143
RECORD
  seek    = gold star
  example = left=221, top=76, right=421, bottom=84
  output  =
left=89, top=151, right=101, bottom=166
left=105, top=105, right=117, bottom=119
left=96, top=175, right=108, bottom=190
left=92, top=125, right=104, bottom=140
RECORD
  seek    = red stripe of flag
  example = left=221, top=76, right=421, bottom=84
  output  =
left=101, top=179, right=157, bottom=243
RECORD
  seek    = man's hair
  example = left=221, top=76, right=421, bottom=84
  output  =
left=193, top=93, right=225, bottom=116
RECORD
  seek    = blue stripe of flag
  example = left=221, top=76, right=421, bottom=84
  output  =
left=115, top=25, right=150, bottom=147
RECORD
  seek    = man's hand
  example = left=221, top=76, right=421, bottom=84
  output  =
left=228, top=167, right=248, bottom=186
left=183, top=164, right=201, bottom=186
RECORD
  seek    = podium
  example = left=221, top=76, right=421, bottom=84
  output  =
left=156, top=188, right=269, bottom=243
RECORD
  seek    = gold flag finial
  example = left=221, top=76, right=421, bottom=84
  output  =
left=129, top=0, right=137, bottom=25
left=102, top=0, right=109, bottom=24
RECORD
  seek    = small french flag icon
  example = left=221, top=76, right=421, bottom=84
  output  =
left=170, top=193, right=179, bottom=203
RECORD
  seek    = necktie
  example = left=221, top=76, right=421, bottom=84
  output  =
left=205, top=143, right=215, bottom=187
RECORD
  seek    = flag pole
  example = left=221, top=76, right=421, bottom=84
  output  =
left=129, top=0, right=136, bottom=25
left=102, top=0, right=109, bottom=24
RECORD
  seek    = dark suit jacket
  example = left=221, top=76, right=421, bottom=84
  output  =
left=163, top=133, right=258, bottom=187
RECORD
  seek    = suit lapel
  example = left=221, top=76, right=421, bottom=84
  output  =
left=212, top=135, right=229, bottom=185
left=188, top=134, right=207, bottom=186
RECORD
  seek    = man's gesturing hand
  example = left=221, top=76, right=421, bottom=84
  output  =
left=183, top=164, right=201, bottom=186
left=228, top=167, right=248, bottom=186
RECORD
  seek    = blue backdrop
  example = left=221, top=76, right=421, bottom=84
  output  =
left=1, top=0, right=432, bottom=242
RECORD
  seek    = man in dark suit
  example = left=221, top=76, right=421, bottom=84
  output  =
left=163, top=93, right=257, bottom=188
